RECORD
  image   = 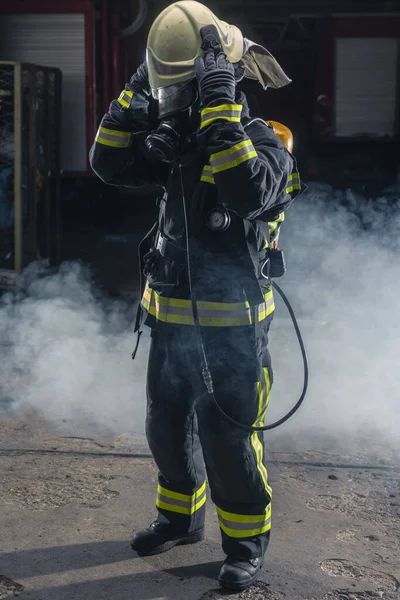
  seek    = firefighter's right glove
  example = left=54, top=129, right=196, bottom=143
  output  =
left=194, top=25, right=236, bottom=108
left=110, top=61, right=151, bottom=129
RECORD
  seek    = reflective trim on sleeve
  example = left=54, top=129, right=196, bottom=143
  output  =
left=141, top=283, right=274, bottom=327
left=286, top=171, right=301, bottom=194
left=156, top=481, right=206, bottom=516
left=216, top=504, right=272, bottom=538
left=117, top=89, right=134, bottom=108
left=251, top=366, right=273, bottom=498
left=210, top=139, right=258, bottom=174
left=200, top=164, right=215, bottom=184
left=200, top=103, right=243, bottom=129
left=95, top=126, right=131, bottom=148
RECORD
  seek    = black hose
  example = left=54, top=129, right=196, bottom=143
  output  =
left=179, top=164, right=308, bottom=432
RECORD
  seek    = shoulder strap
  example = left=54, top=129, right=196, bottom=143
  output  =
left=132, top=220, right=158, bottom=359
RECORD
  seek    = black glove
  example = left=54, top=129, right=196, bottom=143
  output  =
left=194, top=25, right=236, bottom=108
left=126, top=61, right=151, bottom=97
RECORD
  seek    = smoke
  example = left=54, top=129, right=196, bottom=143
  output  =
left=0, top=261, right=150, bottom=436
left=267, top=182, right=400, bottom=458
left=1, top=183, right=399, bottom=459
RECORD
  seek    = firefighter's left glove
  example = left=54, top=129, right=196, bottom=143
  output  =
left=127, top=61, right=151, bottom=97
left=194, top=25, right=236, bottom=108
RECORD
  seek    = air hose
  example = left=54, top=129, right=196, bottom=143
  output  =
left=179, top=165, right=308, bottom=432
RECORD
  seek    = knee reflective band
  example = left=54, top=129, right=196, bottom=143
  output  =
left=95, top=127, right=131, bottom=148
left=117, top=88, right=134, bottom=108
left=200, top=104, right=243, bottom=130
left=216, top=505, right=272, bottom=538
left=141, top=283, right=275, bottom=327
left=251, top=367, right=273, bottom=497
left=210, top=139, right=257, bottom=174
left=156, top=482, right=207, bottom=516
left=286, top=172, right=301, bottom=194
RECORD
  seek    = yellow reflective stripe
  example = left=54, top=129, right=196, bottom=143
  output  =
left=216, top=505, right=272, bottom=538
left=251, top=366, right=273, bottom=498
left=156, top=496, right=206, bottom=515
left=141, top=284, right=275, bottom=327
left=95, top=126, right=131, bottom=148
left=268, top=212, right=285, bottom=234
left=117, top=89, right=134, bottom=108
left=201, top=103, right=243, bottom=116
left=158, top=481, right=206, bottom=502
left=286, top=171, right=301, bottom=194
left=210, top=139, right=258, bottom=174
left=200, top=164, right=215, bottom=184
left=156, top=482, right=206, bottom=516
left=200, top=103, right=242, bottom=129
left=286, top=183, right=302, bottom=194
left=143, top=283, right=255, bottom=311
left=257, top=291, right=275, bottom=321
left=217, top=504, right=271, bottom=523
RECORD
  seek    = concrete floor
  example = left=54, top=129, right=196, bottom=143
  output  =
left=0, top=410, right=399, bottom=600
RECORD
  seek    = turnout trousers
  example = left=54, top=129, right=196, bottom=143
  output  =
left=145, top=315, right=274, bottom=560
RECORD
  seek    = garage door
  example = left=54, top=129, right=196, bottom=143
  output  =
left=335, top=37, right=399, bottom=138
left=0, top=13, right=87, bottom=172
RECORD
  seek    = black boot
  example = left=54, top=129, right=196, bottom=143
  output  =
left=218, top=555, right=264, bottom=591
left=130, top=520, right=204, bottom=556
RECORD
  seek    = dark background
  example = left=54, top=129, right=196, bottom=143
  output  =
left=0, top=0, right=399, bottom=293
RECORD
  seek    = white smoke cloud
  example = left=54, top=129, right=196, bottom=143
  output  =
left=0, top=183, right=399, bottom=459
left=267, top=182, right=400, bottom=458
left=0, top=261, right=150, bottom=436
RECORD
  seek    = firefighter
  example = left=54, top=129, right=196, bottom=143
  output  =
left=90, top=1, right=302, bottom=591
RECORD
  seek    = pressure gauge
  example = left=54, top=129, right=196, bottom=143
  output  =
left=206, top=206, right=231, bottom=232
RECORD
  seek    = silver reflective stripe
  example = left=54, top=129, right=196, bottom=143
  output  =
left=219, top=515, right=271, bottom=531
left=147, top=298, right=251, bottom=320
left=201, top=109, right=241, bottom=124
left=157, top=494, right=190, bottom=508
left=157, top=490, right=206, bottom=508
left=201, top=165, right=215, bottom=183
left=199, top=307, right=251, bottom=319
left=117, top=90, right=133, bottom=108
left=203, top=109, right=241, bottom=119
left=211, top=143, right=256, bottom=169
left=158, top=488, right=206, bottom=509
left=258, top=296, right=274, bottom=314
left=98, top=131, right=130, bottom=144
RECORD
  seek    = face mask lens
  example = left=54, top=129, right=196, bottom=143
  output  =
left=154, top=80, right=197, bottom=119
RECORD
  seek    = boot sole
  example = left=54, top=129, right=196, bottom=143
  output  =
left=133, top=530, right=205, bottom=557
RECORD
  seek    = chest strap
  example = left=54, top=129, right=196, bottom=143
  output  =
left=155, top=231, right=187, bottom=264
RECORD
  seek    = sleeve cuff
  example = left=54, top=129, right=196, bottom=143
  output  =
left=95, top=126, right=132, bottom=148
left=200, top=103, right=242, bottom=130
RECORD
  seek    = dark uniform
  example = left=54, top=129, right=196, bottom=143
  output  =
left=90, top=65, right=301, bottom=561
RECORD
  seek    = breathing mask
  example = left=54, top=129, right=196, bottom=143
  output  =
left=145, top=79, right=200, bottom=163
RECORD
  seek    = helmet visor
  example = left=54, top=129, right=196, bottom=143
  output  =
left=153, top=80, right=198, bottom=119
